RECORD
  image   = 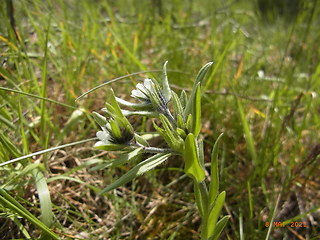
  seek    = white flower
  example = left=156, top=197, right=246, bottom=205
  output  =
left=257, top=70, right=265, bottom=78
left=95, top=129, right=111, bottom=147
left=131, top=79, right=155, bottom=102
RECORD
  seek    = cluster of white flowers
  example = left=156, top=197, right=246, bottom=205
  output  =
left=94, top=76, right=173, bottom=148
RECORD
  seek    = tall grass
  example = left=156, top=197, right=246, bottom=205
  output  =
left=0, top=0, right=319, bottom=239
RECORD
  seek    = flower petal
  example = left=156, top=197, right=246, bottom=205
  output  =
left=131, top=89, right=146, bottom=99
left=136, top=83, right=146, bottom=93
left=96, top=130, right=110, bottom=141
left=94, top=141, right=108, bottom=147
left=143, top=79, right=153, bottom=91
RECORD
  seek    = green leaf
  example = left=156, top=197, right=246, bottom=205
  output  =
left=171, top=91, right=183, bottom=117
left=198, top=140, right=204, bottom=168
left=206, top=191, right=226, bottom=238
left=62, top=108, right=85, bottom=135
left=32, top=168, right=54, bottom=227
left=180, top=90, right=188, bottom=109
left=184, top=62, right=213, bottom=118
left=208, top=133, right=224, bottom=205
left=209, top=215, right=230, bottom=240
left=108, top=88, right=125, bottom=118
left=176, top=128, right=187, bottom=139
left=94, top=143, right=133, bottom=151
left=194, top=61, right=214, bottom=87
left=176, top=114, right=185, bottom=129
left=186, top=114, right=193, bottom=133
left=184, top=133, right=205, bottom=182
left=89, top=147, right=143, bottom=171
left=191, top=83, right=201, bottom=136
left=153, top=114, right=184, bottom=152
left=92, top=112, right=108, bottom=127
left=109, top=119, right=121, bottom=138
left=134, top=134, right=149, bottom=146
left=159, top=114, right=184, bottom=152
left=162, top=61, right=172, bottom=102
left=105, top=89, right=133, bottom=132
left=100, top=153, right=171, bottom=194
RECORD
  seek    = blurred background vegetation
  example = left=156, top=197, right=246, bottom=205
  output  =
left=0, top=0, right=319, bottom=239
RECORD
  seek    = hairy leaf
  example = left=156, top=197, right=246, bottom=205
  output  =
left=206, top=191, right=226, bottom=238
left=162, top=61, right=172, bottom=102
left=184, top=133, right=205, bottom=182
left=100, top=153, right=171, bottom=194
left=208, top=133, right=224, bottom=205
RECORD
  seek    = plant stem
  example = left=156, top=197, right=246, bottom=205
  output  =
left=198, top=181, right=209, bottom=240
left=134, top=142, right=176, bottom=154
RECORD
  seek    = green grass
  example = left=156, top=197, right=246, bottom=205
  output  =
left=0, top=0, right=319, bottom=239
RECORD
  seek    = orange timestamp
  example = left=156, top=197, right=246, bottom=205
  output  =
left=265, top=221, right=307, bottom=228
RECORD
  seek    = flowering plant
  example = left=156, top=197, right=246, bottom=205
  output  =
left=92, top=62, right=229, bottom=240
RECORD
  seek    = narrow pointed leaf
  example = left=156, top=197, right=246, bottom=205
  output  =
left=94, top=143, right=133, bottom=151
left=209, top=215, right=230, bottom=240
left=184, top=62, right=213, bottom=117
left=153, top=122, right=176, bottom=151
left=107, top=89, right=133, bottom=131
left=109, top=119, right=121, bottom=138
left=162, top=61, right=172, bottom=102
left=90, top=147, right=143, bottom=171
left=171, top=91, right=183, bottom=117
left=108, top=88, right=125, bottom=118
left=186, top=114, right=193, bottom=133
left=206, top=191, right=226, bottom=238
left=134, top=134, right=149, bottom=146
left=159, top=114, right=184, bottom=152
left=100, top=153, right=171, bottom=194
left=180, top=90, right=188, bottom=109
left=176, top=128, right=187, bottom=139
left=191, top=83, right=201, bottom=136
left=198, top=140, right=204, bottom=168
left=177, top=114, right=185, bottom=129
left=194, top=61, right=214, bottom=88
left=208, top=133, right=224, bottom=205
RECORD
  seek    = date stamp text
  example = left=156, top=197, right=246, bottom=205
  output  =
left=265, top=221, right=307, bottom=228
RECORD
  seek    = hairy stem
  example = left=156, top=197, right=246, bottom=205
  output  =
left=134, top=142, right=177, bottom=154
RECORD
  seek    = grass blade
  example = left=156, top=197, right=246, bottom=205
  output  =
left=236, top=98, right=258, bottom=165
left=0, top=138, right=97, bottom=167
left=0, top=189, right=59, bottom=240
